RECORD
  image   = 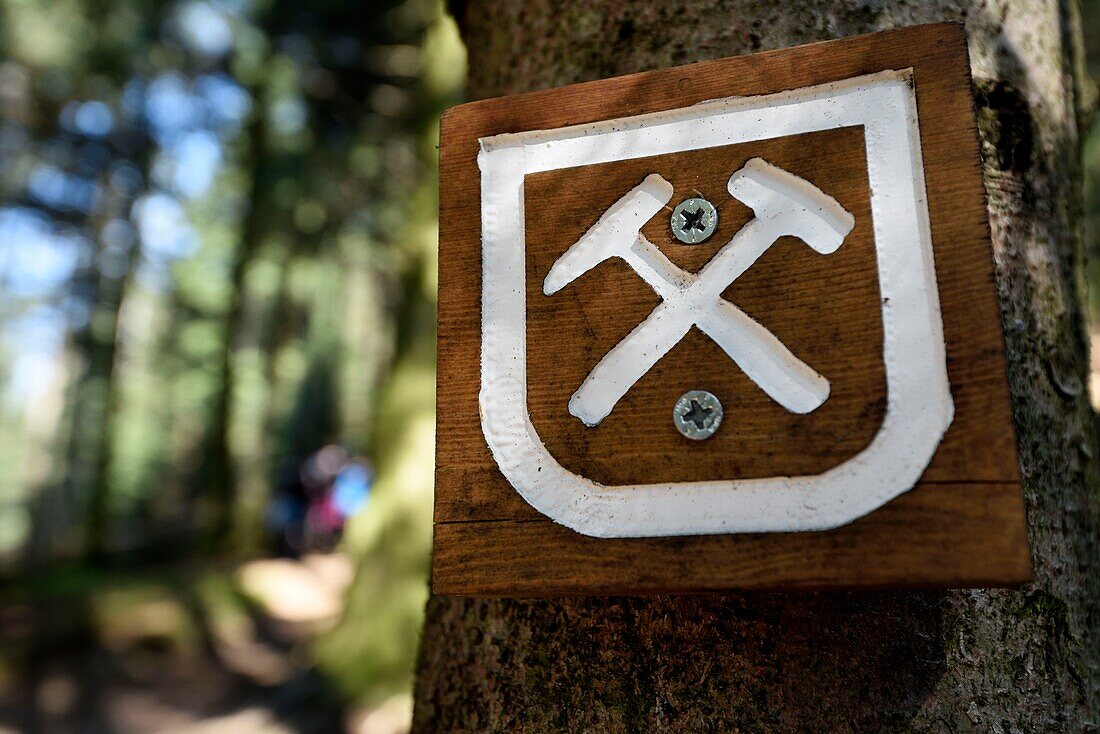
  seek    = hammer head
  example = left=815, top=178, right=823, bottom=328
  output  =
left=543, top=173, right=673, bottom=295
left=727, top=158, right=854, bottom=254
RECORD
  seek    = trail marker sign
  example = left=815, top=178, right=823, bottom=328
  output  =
left=433, top=23, right=1030, bottom=595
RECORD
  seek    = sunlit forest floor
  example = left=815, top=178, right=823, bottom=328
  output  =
left=0, top=554, right=407, bottom=734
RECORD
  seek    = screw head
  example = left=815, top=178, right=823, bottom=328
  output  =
left=673, top=390, right=723, bottom=440
left=671, top=197, right=718, bottom=244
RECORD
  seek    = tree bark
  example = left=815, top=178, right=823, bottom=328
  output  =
left=413, top=2, right=1100, bottom=731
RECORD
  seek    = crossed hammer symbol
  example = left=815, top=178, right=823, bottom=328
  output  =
left=544, top=158, right=856, bottom=427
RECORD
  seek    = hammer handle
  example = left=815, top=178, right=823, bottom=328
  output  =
left=697, top=301, right=829, bottom=414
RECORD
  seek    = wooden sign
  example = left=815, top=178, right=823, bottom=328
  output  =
left=433, top=22, right=1030, bottom=595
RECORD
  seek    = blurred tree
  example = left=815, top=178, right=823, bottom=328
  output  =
left=196, top=0, right=445, bottom=547
left=0, top=0, right=457, bottom=572
left=0, top=0, right=163, bottom=563
left=0, top=0, right=464, bottom=719
left=413, top=2, right=1100, bottom=731
left=312, top=2, right=464, bottom=708
left=1084, top=0, right=1100, bottom=316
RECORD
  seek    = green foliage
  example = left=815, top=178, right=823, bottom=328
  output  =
left=315, top=352, right=436, bottom=705
left=0, top=0, right=463, bottom=710
left=312, top=8, right=463, bottom=705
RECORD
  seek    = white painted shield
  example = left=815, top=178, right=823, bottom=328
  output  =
left=477, top=70, right=954, bottom=538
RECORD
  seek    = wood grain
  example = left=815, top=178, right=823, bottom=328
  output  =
left=433, top=22, right=1029, bottom=594
left=525, top=126, right=883, bottom=483
left=434, top=483, right=1030, bottom=596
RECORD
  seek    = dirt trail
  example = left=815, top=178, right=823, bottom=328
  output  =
left=0, top=554, right=409, bottom=734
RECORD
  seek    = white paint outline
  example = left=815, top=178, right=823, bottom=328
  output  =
left=478, top=70, right=954, bottom=537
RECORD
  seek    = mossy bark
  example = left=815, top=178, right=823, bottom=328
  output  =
left=414, top=2, right=1100, bottom=731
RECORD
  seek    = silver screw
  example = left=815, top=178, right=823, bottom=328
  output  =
left=673, top=390, right=723, bottom=440
left=670, top=197, right=718, bottom=244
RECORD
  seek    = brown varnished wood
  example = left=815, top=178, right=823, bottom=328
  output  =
left=526, top=127, right=883, bottom=484
left=434, top=483, right=1030, bottom=596
left=433, top=22, right=1029, bottom=594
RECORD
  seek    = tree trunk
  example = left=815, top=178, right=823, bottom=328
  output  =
left=199, top=107, right=269, bottom=548
left=413, top=1, right=1099, bottom=731
left=83, top=205, right=144, bottom=561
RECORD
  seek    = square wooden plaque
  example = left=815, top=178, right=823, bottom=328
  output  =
left=433, top=22, right=1030, bottom=595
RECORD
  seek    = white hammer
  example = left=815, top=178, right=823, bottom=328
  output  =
left=545, top=159, right=854, bottom=427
